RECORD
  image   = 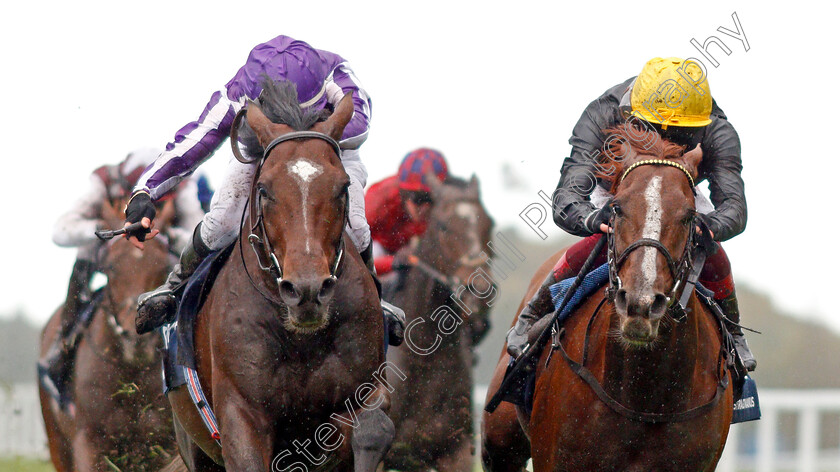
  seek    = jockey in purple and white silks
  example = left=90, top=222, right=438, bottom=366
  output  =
left=123, top=35, right=406, bottom=341
left=133, top=35, right=372, bottom=252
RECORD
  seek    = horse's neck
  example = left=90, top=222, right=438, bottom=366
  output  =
left=415, top=229, right=452, bottom=275
left=400, top=267, right=467, bottom=349
left=603, top=300, right=702, bottom=412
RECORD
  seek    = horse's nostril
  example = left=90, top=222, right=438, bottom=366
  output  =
left=651, top=293, right=669, bottom=319
left=615, top=289, right=628, bottom=312
left=318, top=277, right=337, bottom=303
left=279, top=280, right=301, bottom=304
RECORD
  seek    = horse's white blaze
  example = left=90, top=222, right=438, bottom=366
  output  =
left=287, top=159, right=323, bottom=252
left=641, top=176, right=663, bottom=294
left=289, top=159, right=322, bottom=183
left=455, top=202, right=482, bottom=261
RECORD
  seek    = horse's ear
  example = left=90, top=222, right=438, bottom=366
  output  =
left=468, top=174, right=480, bottom=199
left=100, top=198, right=125, bottom=229
left=246, top=101, right=292, bottom=146
left=319, top=92, right=354, bottom=142
left=424, top=170, right=443, bottom=196
left=681, top=144, right=703, bottom=180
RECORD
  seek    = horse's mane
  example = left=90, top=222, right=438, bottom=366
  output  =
left=442, top=175, right=470, bottom=189
left=239, top=76, right=332, bottom=159
left=598, top=124, right=687, bottom=192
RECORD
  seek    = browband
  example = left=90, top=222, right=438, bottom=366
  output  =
left=620, top=159, right=695, bottom=188
left=263, top=131, right=342, bottom=160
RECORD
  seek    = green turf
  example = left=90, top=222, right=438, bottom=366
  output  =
left=0, top=457, right=54, bottom=472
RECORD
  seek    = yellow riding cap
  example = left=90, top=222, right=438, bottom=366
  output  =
left=630, top=57, right=712, bottom=128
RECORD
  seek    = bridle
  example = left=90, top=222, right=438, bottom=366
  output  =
left=231, top=109, right=347, bottom=305
left=551, top=158, right=733, bottom=423
left=606, top=159, right=699, bottom=320
left=403, top=201, right=491, bottom=296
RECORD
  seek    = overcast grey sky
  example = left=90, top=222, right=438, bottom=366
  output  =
left=2, top=1, right=837, bottom=332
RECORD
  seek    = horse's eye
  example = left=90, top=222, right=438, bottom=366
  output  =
left=336, top=181, right=350, bottom=198
left=682, top=212, right=695, bottom=226
left=257, top=184, right=274, bottom=202
left=612, top=203, right=623, bottom=217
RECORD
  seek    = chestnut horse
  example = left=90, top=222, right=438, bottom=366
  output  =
left=384, top=174, right=495, bottom=472
left=166, top=79, right=394, bottom=471
left=483, top=131, right=733, bottom=472
left=40, top=199, right=177, bottom=472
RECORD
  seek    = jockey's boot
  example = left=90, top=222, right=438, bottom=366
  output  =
left=720, top=290, right=756, bottom=371
left=506, top=271, right=557, bottom=359
left=136, top=223, right=211, bottom=335
left=361, top=244, right=405, bottom=346
left=38, top=258, right=95, bottom=406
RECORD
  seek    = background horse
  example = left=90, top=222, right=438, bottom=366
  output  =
left=168, top=80, right=394, bottom=471
left=483, top=130, right=733, bottom=472
left=39, top=198, right=177, bottom=472
left=384, top=174, right=494, bottom=472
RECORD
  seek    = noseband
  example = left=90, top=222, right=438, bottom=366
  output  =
left=233, top=125, right=348, bottom=305
left=606, top=159, right=698, bottom=318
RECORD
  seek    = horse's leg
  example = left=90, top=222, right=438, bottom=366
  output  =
left=216, top=395, right=275, bottom=471
left=351, top=401, right=396, bottom=472
left=39, top=314, right=75, bottom=472
left=168, top=385, right=224, bottom=466
left=159, top=454, right=192, bottom=472
left=71, top=428, right=104, bottom=471
left=171, top=401, right=225, bottom=472
left=39, top=390, right=73, bottom=472
left=481, top=353, right=530, bottom=472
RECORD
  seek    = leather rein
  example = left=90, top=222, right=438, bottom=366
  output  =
left=230, top=107, right=347, bottom=305
left=554, top=159, right=731, bottom=423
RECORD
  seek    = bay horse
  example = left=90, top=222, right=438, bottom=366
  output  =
left=39, top=198, right=177, bottom=472
left=482, top=129, right=733, bottom=472
left=384, top=174, right=495, bottom=472
left=166, top=80, right=394, bottom=471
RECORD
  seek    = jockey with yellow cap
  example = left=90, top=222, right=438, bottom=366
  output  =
left=506, top=58, right=755, bottom=371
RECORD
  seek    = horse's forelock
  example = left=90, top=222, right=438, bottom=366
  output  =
left=239, top=77, right=329, bottom=159
left=600, top=125, right=688, bottom=193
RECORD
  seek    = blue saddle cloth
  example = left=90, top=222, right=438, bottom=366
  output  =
left=512, top=263, right=760, bottom=424
left=159, top=245, right=233, bottom=394
left=548, top=263, right=610, bottom=315
left=176, top=245, right=234, bottom=369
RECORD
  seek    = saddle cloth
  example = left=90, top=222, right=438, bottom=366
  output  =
left=159, top=245, right=233, bottom=394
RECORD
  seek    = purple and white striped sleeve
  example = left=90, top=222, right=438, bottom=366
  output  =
left=134, top=90, right=243, bottom=200
left=326, top=63, right=372, bottom=150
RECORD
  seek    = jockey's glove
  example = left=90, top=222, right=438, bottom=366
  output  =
left=124, top=191, right=156, bottom=241
left=583, top=200, right=613, bottom=235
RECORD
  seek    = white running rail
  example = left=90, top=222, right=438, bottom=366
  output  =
left=473, top=386, right=840, bottom=472
left=4, top=383, right=840, bottom=472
